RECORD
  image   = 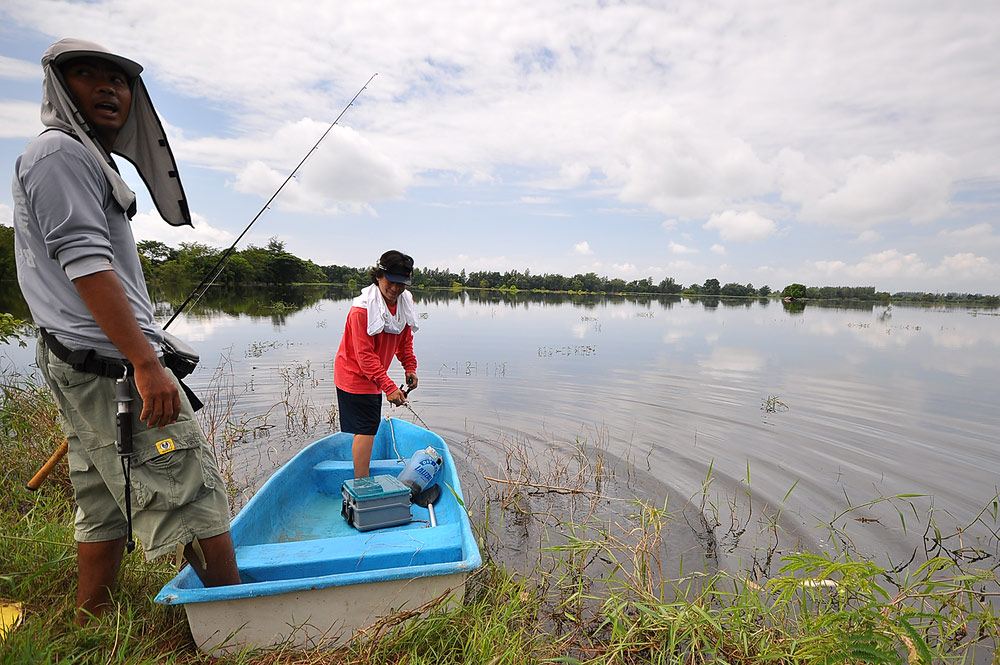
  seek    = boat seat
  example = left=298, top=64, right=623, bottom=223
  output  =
left=235, top=523, right=464, bottom=582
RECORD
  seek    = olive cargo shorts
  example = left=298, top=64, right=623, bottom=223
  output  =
left=36, top=338, right=232, bottom=560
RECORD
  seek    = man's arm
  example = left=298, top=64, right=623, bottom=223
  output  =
left=73, top=270, right=180, bottom=428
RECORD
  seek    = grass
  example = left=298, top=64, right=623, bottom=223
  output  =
left=3, top=358, right=1000, bottom=663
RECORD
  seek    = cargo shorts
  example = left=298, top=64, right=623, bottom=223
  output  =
left=36, top=338, right=232, bottom=561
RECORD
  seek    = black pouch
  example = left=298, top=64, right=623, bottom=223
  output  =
left=160, top=331, right=203, bottom=412
left=161, top=330, right=199, bottom=379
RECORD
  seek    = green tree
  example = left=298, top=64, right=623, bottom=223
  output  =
left=0, top=312, right=29, bottom=347
left=607, top=278, right=626, bottom=293
left=0, top=225, right=16, bottom=283
left=721, top=282, right=749, bottom=296
left=703, top=278, right=721, bottom=295
left=658, top=277, right=682, bottom=294
left=137, top=240, right=176, bottom=265
left=782, top=283, right=807, bottom=299
left=542, top=273, right=567, bottom=291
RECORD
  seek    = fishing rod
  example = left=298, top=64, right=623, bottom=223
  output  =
left=27, top=73, right=378, bottom=492
left=164, top=72, right=378, bottom=329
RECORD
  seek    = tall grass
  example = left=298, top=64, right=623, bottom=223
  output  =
left=3, top=358, right=1000, bottom=663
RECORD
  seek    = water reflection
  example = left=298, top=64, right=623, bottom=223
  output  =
left=148, top=282, right=333, bottom=326
left=3, top=286, right=999, bottom=578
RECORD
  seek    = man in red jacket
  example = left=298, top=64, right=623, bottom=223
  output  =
left=334, top=250, right=419, bottom=477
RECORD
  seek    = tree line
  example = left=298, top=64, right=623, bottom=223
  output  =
left=0, top=227, right=997, bottom=306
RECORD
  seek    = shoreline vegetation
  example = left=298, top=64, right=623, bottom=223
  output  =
left=3, top=349, right=1000, bottom=663
left=1, top=227, right=998, bottom=307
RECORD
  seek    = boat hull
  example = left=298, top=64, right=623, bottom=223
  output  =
left=182, top=572, right=467, bottom=653
left=155, top=418, right=481, bottom=655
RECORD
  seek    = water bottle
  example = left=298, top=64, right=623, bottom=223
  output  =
left=397, top=446, right=443, bottom=494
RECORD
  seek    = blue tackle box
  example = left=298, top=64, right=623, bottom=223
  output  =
left=341, top=475, right=413, bottom=531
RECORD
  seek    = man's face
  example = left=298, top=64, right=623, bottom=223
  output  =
left=377, top=274, right=407, bottom=305
left=59, top=56, right=132, bottom=148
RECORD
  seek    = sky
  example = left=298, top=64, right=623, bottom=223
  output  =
left=1, top=1, right=999, bottom=295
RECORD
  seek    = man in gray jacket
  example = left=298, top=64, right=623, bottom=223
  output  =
left=12, top=38, right=240, bottom=624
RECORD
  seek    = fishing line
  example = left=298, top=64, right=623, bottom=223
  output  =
left=400, top=401, right=430, bottom=431
left=164, top=72, right=378, bottom=329
left=387, top=406, right=429, bottom=455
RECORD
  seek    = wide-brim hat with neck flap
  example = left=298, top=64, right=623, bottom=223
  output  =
left=47, top=38, right=144, bottom=80
left=41, top=38, right=191, bottom=227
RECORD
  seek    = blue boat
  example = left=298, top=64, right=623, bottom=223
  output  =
left=155, top=418, right=482, bottom=654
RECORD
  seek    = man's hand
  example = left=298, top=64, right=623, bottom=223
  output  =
left=74, top=270, right=181, bottom=427
left=387, top=388, right=407, bottom=406
left=404, top=372, right=418, bottom=393
left=133, top=361, right=182, bottom=428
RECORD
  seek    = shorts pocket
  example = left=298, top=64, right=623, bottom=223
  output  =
left=130, top=419, right=214, bottom=511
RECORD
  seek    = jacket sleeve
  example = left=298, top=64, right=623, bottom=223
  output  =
left=346, top=309, right=398, bottom=395
left=21, top=138, right=115, bottom=275
left=395, top=326, right=417, bottom=373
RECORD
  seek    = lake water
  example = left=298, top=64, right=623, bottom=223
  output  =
left=4, top=285, right=1000, bottom=578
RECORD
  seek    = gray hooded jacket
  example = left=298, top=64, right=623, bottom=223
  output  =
left=11, top=39, right=174, bottom=356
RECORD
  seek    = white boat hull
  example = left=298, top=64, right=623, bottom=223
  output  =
left=185, top=572, right=467, bottom=655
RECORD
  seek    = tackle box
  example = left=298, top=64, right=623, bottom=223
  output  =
left=341, top=474, right=412, bottom=531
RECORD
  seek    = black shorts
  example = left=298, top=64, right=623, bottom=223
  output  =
left=337, top=388, right=382, bottom=435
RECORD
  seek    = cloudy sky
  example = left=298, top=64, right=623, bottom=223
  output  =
left=2, top=1, right=999, bottom=294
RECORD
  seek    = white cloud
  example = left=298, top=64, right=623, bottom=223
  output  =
left=703, top=210, right=777, bottom=242
left=0, top=203, right=12, bottom=224
left=2, top=1, right=1000, bottom=294
left=813, top=259, right=848, bottom=276
left=212, top=122, right=407, bottom=214
left=928, top=253, right=999, bottom=287
left=710, top=244, right=725, bottom=255
left=543, top=162, right=591, bottom=189
left=612, top=262, right=636, bottom=274
left=131, top=209, right=233, bottom=248
left=938, top=223, right=992, bottom=239
left=0, top=101, right=42, bottom=138
left=785, top=249, right=998, bottom=293
left=806, top=152, right=955, bottom=228
left=842, top=250, right=927, bottom=283
left=669, top=240, right=698, bottom=255
left=937, top=224, right=998, bottom=248
left=666, top=259, right=698, bottom=274
left=574, top=241, right=593, bottom=255
left=0, top=55, right=38, bottom=80
left=606, top=109, right=773, bottom=217
left=774, top=148, right=835, bottom=207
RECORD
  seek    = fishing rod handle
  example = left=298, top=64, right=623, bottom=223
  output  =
left=26, top=440, right=69, bottom=491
